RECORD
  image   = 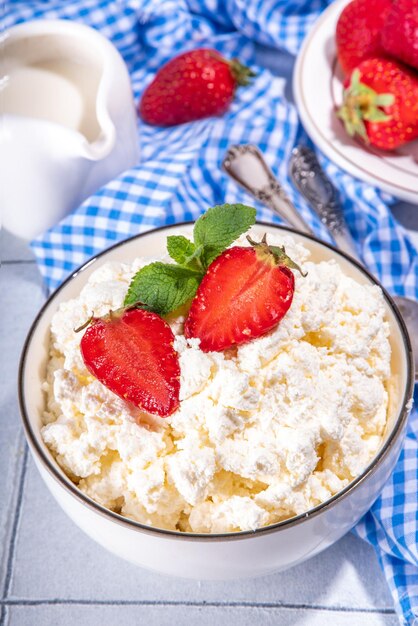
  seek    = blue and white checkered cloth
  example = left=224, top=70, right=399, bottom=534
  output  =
left=6, top=0, right=418, bottom=622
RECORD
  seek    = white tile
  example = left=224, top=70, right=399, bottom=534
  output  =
left=0, top=263, right=46, bottom=360
left=0, top=264, right=45, bottom=591
left=0, top=428, right=27, bottom=596
left=1, top=230, right=36, bottom=262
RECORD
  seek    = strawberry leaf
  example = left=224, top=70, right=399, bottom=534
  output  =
left=194, top=204, right=256, bottom=268
left=363, top=108, right=391, bottom=122
left=375, top=94, right=395, bottom=107
left=124, top=262, right=201, bottom=316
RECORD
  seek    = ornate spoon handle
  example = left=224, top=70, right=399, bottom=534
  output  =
left=222, top=145, right=314, bottom=236
left=289, top=146, right=361, bottom=262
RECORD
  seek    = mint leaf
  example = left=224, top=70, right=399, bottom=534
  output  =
left=166, top=236, right=205, bottom=272
left=193, top=204, right=256, bottom=267
left=166, top=235, right=200, bottom=266
left=124, top=262, right=201, bottom=316
left=123, top=204, right=258, bottom=318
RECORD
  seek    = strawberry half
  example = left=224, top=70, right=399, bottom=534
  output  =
left=80, top=309, right=180, bottom=417
left=184, top=236, right=304, bottom=352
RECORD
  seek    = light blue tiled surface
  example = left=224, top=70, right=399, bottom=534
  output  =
left=0, top=260, right=46, bottom=595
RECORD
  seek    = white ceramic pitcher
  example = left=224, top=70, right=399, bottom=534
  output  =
left=1, top=20, right=139, bottom=240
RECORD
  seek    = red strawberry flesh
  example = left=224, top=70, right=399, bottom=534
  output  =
left=336, top=0, right=391, bottom=74
left=184, top=246, right=295, bottom=352
left=381, top=0, right=418, bottom=71
left=80, top=309, right=180, bottom=417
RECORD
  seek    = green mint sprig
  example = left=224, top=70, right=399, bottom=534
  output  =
left=123, top=204, right=256, bottom=315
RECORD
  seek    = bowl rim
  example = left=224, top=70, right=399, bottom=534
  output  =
left=18, top=222, right=415, bottom=542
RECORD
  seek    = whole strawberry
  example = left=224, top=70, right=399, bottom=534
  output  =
left=80, top=308, right=180, bottom=417
left=337, top=58, right=418, bottom=150
left=184, top=235, right=305, bottom=352
left=336, top=0, right=392, bottom=74
left=381, top=0, right=418, bottom=71
left=139, top=48, right=254, bottom=126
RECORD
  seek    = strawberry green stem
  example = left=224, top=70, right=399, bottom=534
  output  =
left=74, top=300, right=149, bottom=333
left=74, top=315, right=94, bottom=333
left=246, top=234, right=307, bottom=276
left=228, top=59, right=256, bottom=86
left=209, top=51, right=256, bottom=86
left=337, top=69, right=395, bottom=142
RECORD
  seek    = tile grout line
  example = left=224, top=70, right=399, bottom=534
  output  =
left=0, top=429, right=28, bottom=626
left=1, top=260, right=36, bottom=266
left=0, top=599, right=396, bottom=615
left=1, top=442, right=29, bottom=626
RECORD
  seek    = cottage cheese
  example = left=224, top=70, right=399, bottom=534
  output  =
left=42, top=233, right=391, bottom=533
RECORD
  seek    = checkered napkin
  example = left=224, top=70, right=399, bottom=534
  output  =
left=7, top=0, right=418, bottom=622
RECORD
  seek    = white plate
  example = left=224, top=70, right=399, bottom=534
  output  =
left=293, top=0, right=418, bottom=203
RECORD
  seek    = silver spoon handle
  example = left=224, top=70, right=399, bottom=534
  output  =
left=289, top=146, right=361, bottom=263
left=222, top=145, right=314, bottom=236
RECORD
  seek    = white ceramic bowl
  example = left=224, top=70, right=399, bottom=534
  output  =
left=19, top=223, right=414, bottom=580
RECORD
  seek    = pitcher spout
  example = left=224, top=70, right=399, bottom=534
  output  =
left=1, top=19, right=139, bottom=239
